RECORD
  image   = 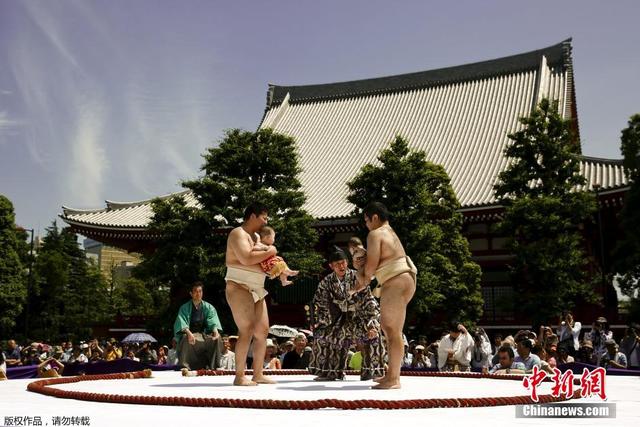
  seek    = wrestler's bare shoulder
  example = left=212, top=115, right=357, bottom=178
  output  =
left=229, top=226, right=248, bottom=237
left=368, top=228, right=385, bottom=239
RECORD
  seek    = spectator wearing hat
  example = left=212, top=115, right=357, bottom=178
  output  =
left=37, top=355, right=65, bottom=378
left=103, top=339, right=122, bottom=361
left=557, top=345, right=575, bottom=364
left=514, top=338, right=541, bottom=373
left=584, top=316, right=613, bottom=365
left=279, top=341, right=293, bottom=365
left=283, top=333, right=310, bottom=369
left=410, top=344, right=431, bottom=369
left=219, top=335, right=236, bottom=370
left=601, top=339, right=627, bottom=369
left=577, top=340, right=596, bottom=365
left=264, top=339, right=281, bottom=370
left=51, top=345, right=64, bottom=360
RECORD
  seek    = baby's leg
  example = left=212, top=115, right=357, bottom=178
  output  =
left=279, top=273, right=293, bottom=287
left=284, top=267, right=299, bottom=276
left=279, top=261, right=298, bottom=277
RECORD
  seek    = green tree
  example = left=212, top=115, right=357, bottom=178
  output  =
left=493, top=98, right=599, bottom=327
left=30, top=222, right=110, bottom=341
left=613, top=114, right=640, bottom=323
left=0, top=195, right=28, bottom=336
left=111, top=277, right=157, bottom=317
left=136, top=128, right=323, bottom=333
left=347, top=135, right=483, bottom=331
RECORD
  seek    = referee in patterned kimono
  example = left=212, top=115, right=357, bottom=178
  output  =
left=173, top=281, right=224, bottom=370
left=308, top=246, right=386, bottom=381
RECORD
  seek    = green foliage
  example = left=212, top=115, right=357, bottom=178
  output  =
left=347, top=135, right=483, bottom=331
left=29, top=222, right=111, bottom=341
left=136, top=128, right=323, bottom=332
left=0, top=195, right=28, bottom=335
left=620, top=114, right=640, bottom=182
left=494, top=99, right=599, bottom=326
left=111, top=277, right=158, bottom=317
left=613, top=114, right=640, bottom=323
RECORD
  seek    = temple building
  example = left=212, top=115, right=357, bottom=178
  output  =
left=61, top=39, right=630, bottom=330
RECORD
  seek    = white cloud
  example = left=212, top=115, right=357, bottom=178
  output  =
left=22, top=1, right=82, bottom=70
left=0, top=110, right=19, bottom=133
left=67, top=95, right=108, bottom=206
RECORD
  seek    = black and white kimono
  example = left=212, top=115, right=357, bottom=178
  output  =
left=308, top=268, right=386, bottom=380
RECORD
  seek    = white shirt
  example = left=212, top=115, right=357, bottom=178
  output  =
left=220, top=351, right=236, bottom=370
left=437, top=332, right=475, bottom=369
left=557, top=321, right=582, bottom=351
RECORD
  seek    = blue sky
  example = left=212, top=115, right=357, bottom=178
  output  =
left=1, top=0, right=639, bottom=235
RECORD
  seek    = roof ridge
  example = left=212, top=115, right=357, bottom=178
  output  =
left=579, top=155, right=625, bottom=165
left=267, top=39, right=572, bottom=106
left=61, top=206, right=109, bottom=216
left=105, top=189, right=192, bottom=210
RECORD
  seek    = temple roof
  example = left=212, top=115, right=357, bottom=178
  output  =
left=61, top=39, right=629, bottom=232
left=267, top=40, right=572, bottom=106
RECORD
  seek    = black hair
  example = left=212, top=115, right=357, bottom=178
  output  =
left=190, top=281, right=204, bottom=291
left=327, top=246, right=348, bottom=263
left=448, top=321, right=461, bottom=333
left=498, top=345, right=515, bottom=359
left=243, top=202, right=269, bottom=221
left=363, top=202, right=389, bottom=222
left=519, top=338, right=534, bottom=350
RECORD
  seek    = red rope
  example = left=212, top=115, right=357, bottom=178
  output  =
left=26, top=368, right=583, bottom=410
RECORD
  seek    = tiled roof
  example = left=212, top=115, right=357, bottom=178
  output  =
left=61, top=190, right=200, bottom=229
left=268, top=40, right=572, bottom=105
left=61, top=40, right=629, bottom=229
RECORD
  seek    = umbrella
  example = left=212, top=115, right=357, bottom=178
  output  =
left=298, top=329, right=313, bottom=337
left=268, top=325, right=298, bottom=338
left=122, top=332, right=157, bottom=343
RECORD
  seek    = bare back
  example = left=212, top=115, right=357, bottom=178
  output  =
left=374, top=224, right=407, bottom=268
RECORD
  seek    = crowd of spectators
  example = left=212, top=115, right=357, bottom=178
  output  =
left=2, top=313, right=639, bottom=380
left=398, top=314, right=639, bottom=375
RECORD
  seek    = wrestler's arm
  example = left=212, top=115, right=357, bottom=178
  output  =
left=229, top=229, right=276, bottom=265
left=359, top=232, right=381, bottom=287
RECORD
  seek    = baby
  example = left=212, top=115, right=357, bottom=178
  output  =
left=254, top=226, right=299, bottom=286
left=347, top=236, right=367, bottom=268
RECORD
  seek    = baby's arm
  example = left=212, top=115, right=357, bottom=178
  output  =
left=252, top=234, right=270, bottom=251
